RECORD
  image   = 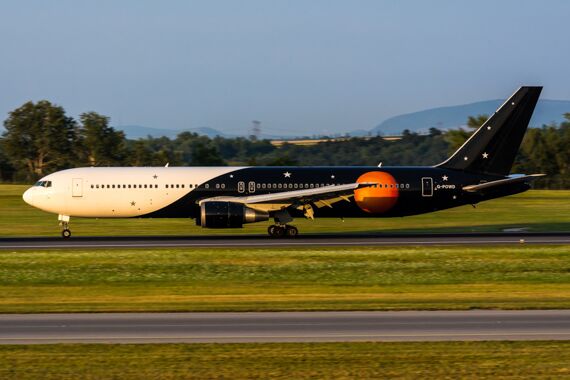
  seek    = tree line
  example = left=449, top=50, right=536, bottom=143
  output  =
left=1, top=100, right=569, bottom=188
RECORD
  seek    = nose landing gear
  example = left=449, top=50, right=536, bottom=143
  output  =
left=61, top=228, right=71, bottom=238
left=58, top=214, right=71, bottom=239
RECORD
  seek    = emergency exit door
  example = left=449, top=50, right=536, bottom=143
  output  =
left=72, top=178, right=83, bottom=197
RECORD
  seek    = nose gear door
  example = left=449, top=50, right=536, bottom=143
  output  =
left=72, top=178, right=83, bottom=197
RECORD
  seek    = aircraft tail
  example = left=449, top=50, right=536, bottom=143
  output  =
left=436, top=86, right=542, bottom=176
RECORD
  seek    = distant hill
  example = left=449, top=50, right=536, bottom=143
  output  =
left=372, top=99, right=570, bottom=135
left=116, top=126, right=228, bottom=139
left=116, top=125, right=291, bottom=140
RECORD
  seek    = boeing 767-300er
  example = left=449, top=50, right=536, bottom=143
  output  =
left=23, top=86, right=544, bottom=238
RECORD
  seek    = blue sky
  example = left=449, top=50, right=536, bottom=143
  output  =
left=1, top=0, right=569, bottom=136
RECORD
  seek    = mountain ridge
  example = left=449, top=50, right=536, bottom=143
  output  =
left=110, top=99, right=570, bottom=139
left=372, top=99, right=570, bottom=135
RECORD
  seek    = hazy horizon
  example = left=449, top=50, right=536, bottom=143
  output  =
left=1, top=0, right=569, bottom=136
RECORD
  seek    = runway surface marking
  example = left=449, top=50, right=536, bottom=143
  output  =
left=1, top=310, right=569, bottom=344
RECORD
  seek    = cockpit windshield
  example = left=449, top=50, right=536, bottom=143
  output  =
left=34, top=181, right=52, bottom=188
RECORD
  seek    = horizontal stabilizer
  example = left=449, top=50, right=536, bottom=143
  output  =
left=462, top=174, right=545, bottom=193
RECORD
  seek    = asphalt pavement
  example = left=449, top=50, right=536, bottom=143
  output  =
left=0, top=232, right=569, bottom=250
left=1, top=310, right=569, bottom=344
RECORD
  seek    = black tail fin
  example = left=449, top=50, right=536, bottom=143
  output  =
left=436, top=86, right=542, bottom=176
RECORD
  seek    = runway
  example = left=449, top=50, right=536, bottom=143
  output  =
left=1, top=310, right=569, bottom=344
left=0, top=232, right=569, bottom=250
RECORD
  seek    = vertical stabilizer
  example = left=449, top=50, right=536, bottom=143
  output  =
left=436, top=86, right=542, bottom=176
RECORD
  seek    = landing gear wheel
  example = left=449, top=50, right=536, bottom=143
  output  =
left=61, top=229, right=71, bottom=239
left=273, top=226, right=285, bottom=238
left=268, top=225, right=297, bottom=238
left=285, top=225, right=298, bottom=238
left=268, top=225, right=286, bottom=238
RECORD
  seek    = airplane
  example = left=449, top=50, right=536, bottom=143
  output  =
left=23, top=86, right=544, bottom=238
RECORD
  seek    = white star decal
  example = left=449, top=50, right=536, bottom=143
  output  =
left=487, top=126, right=492, bottom=130
left=229, top=174, right=234, bottom=178
left=331, top=175, right=335, bottom=179
left=463, top=156, right=468, bottom=161
left=482, top=152, right=489, bottom=159
left=442, top=175, right=448, bottom=181
left=283, top=171, right=291, bottom=178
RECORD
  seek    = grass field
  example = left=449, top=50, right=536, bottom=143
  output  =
left=1, top=185, right=569, bottom=236
left=1, top=341, right=569, bottom=379
left=1, top=245, right=569, bottom=313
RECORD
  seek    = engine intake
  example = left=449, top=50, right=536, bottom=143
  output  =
left=199, top=201, right=269, bottom=228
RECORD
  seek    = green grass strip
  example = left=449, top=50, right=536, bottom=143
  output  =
left=1, top=341, right=570, bottom=379
left=1, top=245, right=569, bottom=313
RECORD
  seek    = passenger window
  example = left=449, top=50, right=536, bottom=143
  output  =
left=215, top=184, right=220, bottom=189
left=91, top=185, right=94, bottom=189
left=205, top=184, right=209, bottom=189
left=176, top=184, right=180, bottom=188
left=221, top=184, right=225, bottom=189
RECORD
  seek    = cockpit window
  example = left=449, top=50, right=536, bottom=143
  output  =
left=34, top=181, right=52, bottom=188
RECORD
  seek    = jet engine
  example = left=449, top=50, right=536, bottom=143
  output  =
left=198, top=201, right=269, bottom=228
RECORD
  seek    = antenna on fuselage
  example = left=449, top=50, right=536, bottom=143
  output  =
left=377, top=162, right=382, bottom=167
left=165, top=163, right=169, bottom=167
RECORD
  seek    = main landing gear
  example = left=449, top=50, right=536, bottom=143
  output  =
left=267, top=209, right=298, bottom=238
left=268, top=224, right=298, bottom=238
left=59, top=214, right=71, bottom=239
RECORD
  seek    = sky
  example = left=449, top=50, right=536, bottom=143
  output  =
left=1, top=0, right=569, bottom=136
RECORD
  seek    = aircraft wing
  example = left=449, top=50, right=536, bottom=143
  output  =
left=198, top=182, right=375, bottom=217
left=462, top=174, right=545, bottom=192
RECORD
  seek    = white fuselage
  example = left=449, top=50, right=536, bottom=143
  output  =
left=23, top=167, right=241, bottom=217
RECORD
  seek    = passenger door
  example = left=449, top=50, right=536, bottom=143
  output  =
left=421, top=177, right=433, bottom=197
left=72, top=178, right=83, bottom=197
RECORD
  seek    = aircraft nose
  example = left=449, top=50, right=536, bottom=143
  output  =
left=23, top=188, right=34, bottom=206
